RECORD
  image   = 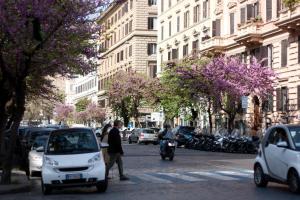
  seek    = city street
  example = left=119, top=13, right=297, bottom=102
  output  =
left=2, top=143, right=300, bottom=200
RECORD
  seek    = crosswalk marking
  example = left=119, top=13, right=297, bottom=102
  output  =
left=216, top=171, right=252, bottom=178
left=189, top=171, right=240, bottom=181
left=158, top=172, right=205, bottom=182
left=137, top=174, right=173, bottom=184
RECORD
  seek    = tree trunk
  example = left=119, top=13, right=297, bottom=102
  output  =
left=1, top=81, right=26, bottom=184
left=207, top=99, right=213, bottom=134
left=228, top=114, right=235, bottom=134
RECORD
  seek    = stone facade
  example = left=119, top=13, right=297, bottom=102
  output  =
left=158, top=0, right=300, bottom=132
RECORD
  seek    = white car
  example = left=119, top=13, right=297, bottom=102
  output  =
left=28, top=136, right=48, bottom=177
left=254, top=124, right=300, bottom=193
left=41, top=128, right=107, bottom=195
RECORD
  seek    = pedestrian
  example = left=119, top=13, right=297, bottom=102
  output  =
left=106, top=120, right=129, bottom=181
left=101, top=123, right=112, bottom=165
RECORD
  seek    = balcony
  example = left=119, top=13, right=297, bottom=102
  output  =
left=200, top=37, right=225, bottom=53
left=234, top=21, right=263, bottom=47
left=275, top=4, right=300, bottom=32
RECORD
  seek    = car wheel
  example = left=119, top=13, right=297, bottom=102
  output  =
left=254, top=164, right=268, bottom=187
left=161, top=155, right=166, bottom=160
left=288, top=169, right=300, bottom=193
left=96, top=178, right=108, bottom=193
left=41, top=180, right=52, bottom=195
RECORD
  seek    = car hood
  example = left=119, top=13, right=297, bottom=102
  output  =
left=44, top=152, right=99, bottom=167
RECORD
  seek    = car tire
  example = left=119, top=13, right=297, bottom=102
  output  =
left=288, top=169, right=300, bottom=193
left=254, top=164, right=268, bottom=188
left=96, top=178, right=108, bottom=193
left=41, top=181, right=52, bottom=195
left=161, top=155, right=166, bottom=160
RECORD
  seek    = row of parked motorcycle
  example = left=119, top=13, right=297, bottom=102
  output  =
left=176, top=130, right=260, bottom=154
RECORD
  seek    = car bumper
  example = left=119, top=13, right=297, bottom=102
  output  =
left=30, top=160, right=43, bottom=172
left=139, top=138, right=158, bottom=142
left=42, top=162, right=106, bottom=186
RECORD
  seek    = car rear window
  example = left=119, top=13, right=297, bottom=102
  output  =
left=141, top=129, right=155, bottom=134
left=46, top=129, right=98, bottom=155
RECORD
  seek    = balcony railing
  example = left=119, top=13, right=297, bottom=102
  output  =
left=200, top=36, right=225, bottom=53
left=234, top=21, right=263, bottom=47
left=275, top=4, right=300, bottom=31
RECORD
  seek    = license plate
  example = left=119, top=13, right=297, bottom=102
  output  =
left=66, top=174, right=82, bottom=180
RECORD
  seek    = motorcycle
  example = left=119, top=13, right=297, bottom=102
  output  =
left=160, top=139, right=176, bottom=161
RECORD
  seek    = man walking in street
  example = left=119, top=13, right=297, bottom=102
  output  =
left=106, top=120, right=129, bottom=181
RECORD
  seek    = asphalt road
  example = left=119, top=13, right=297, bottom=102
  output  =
left=2, top=142, right=300, bottom=200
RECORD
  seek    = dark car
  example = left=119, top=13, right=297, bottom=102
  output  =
left=173, top=126, right=195, bottom=147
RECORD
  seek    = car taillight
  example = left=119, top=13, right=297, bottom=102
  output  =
left=140, top=133, right=144, bottom=138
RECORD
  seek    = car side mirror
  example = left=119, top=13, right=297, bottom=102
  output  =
left=36, top=146, right=44, bottom=152
left=277, top=141, right=288, bottom=148
left=100, top=142, right=109, bottom=149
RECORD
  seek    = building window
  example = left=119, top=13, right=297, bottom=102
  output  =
left=240, top=7, right=246, bottom=24
left=247, top=3, right=259, bottom=21
left=161, top=0, right=164, bottom=12
left=168, top=51, right=171, bottom=61
left=149, top=0, right=157, bottom=5
left=177, top=16, right=180, bottom=32
left=161, top=26, right=164, bottom=40
left=262, top=94, right=273, bottom=112
left=183, top=44, right=188, bottom=57
left=147, top=43, right=157, bottom=55
left=129, top=45, right=132, bottom=57
left=281, top=39, right=288, bottom=67
left=230, top=13, right=234, bottom=35
left=125, top=23, right=129, bottom=35
left=193, top=5, right=200, bottom=23
left=266, top=0, right=272, bottom=21
left=120, top=50, right=124, bottom=61
left=115, top=14, right=117, bottom=23
left=276, top=87, right=288, bottom=112
left=148, top=17, right=157, bottom=30
left=129, top=20, right=133, bottom=32
left=148, top=62, right=157, bottom=78
left=184, top=11, right=190, bottom=28
left=168, top=21, right=172, bottom=36
left=212, top=19, right=221, bottom=37
left=192, top=40, right=199, bottom=52
left=168, top=0, right=171, bottom=7
left=130, top=0, right=133, bottom=9
left=117, top=53, right=120, bottom=63
left=203, top=0, right=209, bottom=19
left=172, top=48, right=178, bottom=60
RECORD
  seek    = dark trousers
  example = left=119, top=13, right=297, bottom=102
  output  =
left=106, top=153, right=124, bottom=177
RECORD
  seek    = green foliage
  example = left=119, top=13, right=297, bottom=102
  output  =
left=75, top=97, right=91, bottom=112
left=283, top=0, right=300, bottom=10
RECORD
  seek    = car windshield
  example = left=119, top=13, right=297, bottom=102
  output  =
left=46, top=129, right=98, bottom=155
left=32, top=136, right=48, bottom=150
left=288, top=127, right=300, bottom=150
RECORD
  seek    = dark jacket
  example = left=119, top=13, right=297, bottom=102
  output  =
left=108, top=127, right=124, bottom=154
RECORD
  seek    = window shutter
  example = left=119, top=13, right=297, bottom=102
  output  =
left=241, top=8, right=245, bottom=24
left=277, top=0, right=281, bottom=17
left=147, top=44, right=150, bottom=55
left=148, top=18, right=151, bottom=29
left=298, top=36, right=300, bottom=64
left=203, top=1, right=207, bottom=18
left=216, top=19, right=221, bottom=36
left=276, top=88, right=282, bottom=111
left=230, top=13, right=234, bottom=35
left=247, top=4, right=253, bottom=20
left=212, top=20, right=216, bottom=37
left=266, top=0, right=272, bottom=21
left=193, top=7, right=197, bottom=23
left=269, top=94, right=274, bottom=112
left=281, top=39, right=288, bottom=67
left=298, top=85, right=300, bottom=110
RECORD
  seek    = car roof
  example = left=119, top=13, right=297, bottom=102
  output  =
left=51, top=127, right=93, bottom=133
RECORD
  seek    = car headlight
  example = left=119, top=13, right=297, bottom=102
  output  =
left=44, top=156, right=59, bottom=166
left=30, top=155, right=42, bottom=161
left=88, top=153, right=101, bottom=164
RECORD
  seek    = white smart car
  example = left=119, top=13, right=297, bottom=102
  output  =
left=41, top=128, right=107, bottom=195
left=254, top=124, right=300, bottom=193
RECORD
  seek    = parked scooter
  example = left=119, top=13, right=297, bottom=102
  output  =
left=160, top=139, right=176, bottom=161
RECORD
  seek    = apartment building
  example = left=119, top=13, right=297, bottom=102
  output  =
left=65, top=73, right=98, bottom=106
left=158, top=0, right=300, bottom=132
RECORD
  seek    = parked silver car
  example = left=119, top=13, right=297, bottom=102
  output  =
left=128, top=128, right=158, bottom=144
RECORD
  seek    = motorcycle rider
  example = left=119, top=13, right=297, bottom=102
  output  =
left=159, top=124, right=174, bottom=153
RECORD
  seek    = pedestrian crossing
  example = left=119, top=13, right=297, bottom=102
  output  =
left=109, top=169, right=253, bottom=185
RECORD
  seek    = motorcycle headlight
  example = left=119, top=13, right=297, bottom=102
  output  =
left=44, top=156, right=59, bottom=166
left=168, top=142, right=175, bottom=146
left=88, top=153, right=101, bottom=164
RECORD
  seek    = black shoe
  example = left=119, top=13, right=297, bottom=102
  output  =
left=120, top=176, right=129, bottom=181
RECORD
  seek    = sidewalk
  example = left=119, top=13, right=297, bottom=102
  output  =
left=0, top=170, right=31, bottom=195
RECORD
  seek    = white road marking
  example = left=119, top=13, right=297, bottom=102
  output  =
left=158, top=173, right=205, bottom=182
left=137, top=174, right=173, bottom=184
left=189, top=171, right=240, bottom=181
left=216, top=171, right=252, bottom=178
